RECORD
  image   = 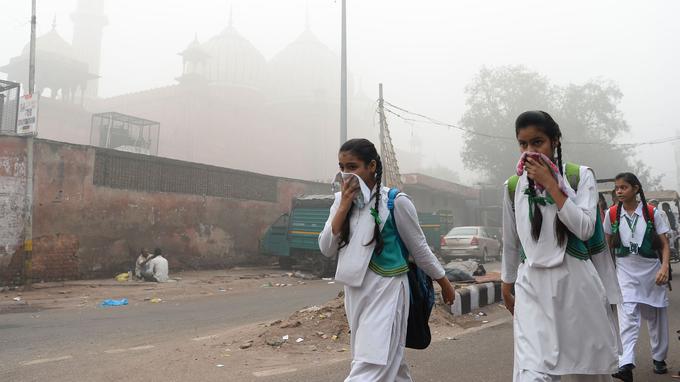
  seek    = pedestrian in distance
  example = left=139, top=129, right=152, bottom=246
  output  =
left=502, top=110, right=621, bottom=382
left=319, top=138, right=455, bottom=382
left=604, top=173, right=671, bottom=381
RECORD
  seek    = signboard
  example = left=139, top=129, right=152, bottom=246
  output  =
left=16, top=94, right=38, bottom=136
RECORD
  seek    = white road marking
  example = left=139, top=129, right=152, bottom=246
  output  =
left=253, top=367, right=299, bottom=377
left=21, top=355, right=73, bottom=366
left=192, top=334, right=219, bottom=341
left=104, top=345, right=155, bottom=354
left=128, top=345, right=155, bottom=351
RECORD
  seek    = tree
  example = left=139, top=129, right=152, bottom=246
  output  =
left=460, top=65, right=660, bottom=188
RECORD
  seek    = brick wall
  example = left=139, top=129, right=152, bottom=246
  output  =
left=0, top=137, right=328, bottom=283
left=0, top=137, right=27, bottom=283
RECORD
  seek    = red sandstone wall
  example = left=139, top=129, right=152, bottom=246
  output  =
left=0, top=137, right=328, bottom=283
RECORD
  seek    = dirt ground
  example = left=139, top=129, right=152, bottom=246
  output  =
left=0, top=267, right=320, bottom=313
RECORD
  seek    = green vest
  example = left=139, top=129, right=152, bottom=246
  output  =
left=368, top=213, right=410, bottom=277
left=613, top=217, right=658, bottom=259
left=508, top=162, right=607, bottom=262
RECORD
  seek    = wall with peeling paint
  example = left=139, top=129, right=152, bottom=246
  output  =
left=0, top=137, right=27, bottom=283
left=1, top=137, right=328, bottom=283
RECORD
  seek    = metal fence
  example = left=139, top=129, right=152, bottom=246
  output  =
left=0, top=80, right=20, bottom=135
left=93, top=149, right=280, bottom=202
left=90, top=112, right=160, bottom=155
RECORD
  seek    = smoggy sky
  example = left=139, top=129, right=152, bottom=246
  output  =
left=1, top=0, right=679, bottom=188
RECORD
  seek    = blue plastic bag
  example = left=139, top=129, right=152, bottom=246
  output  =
left=101, top=298, right=128, bottom=307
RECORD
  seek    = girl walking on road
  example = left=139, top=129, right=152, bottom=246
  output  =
left=502, top=111, right=621, bottom=382
left=319, top=138, right=455, bottom=382
left=604, top=173, right=671, bottom=382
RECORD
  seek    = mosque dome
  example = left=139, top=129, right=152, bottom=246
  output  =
left=21, top=24, right=77, bottom=60
left=200, top=25, right=266, bottom=88
left=267, top=28, right=341, bottom=103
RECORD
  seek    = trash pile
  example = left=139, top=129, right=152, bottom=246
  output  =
left=252, top=292, right=350, bottom=352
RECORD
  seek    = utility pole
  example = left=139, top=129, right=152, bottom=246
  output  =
left=29, top=0, right=37, bottom=95
left=340, top=0, right=347, bottom=145
left=23, top=0, right=37, bottom=289
left=377, top=84, right=402, bottom=189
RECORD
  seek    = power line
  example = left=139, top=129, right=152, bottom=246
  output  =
left=383, top=100, right=680, bottom=148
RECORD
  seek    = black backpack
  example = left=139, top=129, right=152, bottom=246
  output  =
left=388, top=188, right=435, bottom=349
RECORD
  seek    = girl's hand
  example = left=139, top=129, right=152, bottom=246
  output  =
left=525, top=157, right=557, bottom=189
left=656, top=264, right=669, bottom=285
left=437, top=278, right=456, bottom=305
left=340, top=176, right=359, bottom=208
left=502, top=282, right=515, bottom=316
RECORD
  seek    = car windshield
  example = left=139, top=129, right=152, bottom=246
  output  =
left=447, top=227, right=478, bottom=236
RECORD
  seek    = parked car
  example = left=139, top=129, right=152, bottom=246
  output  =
left=440, top=226, right=502, bottom=263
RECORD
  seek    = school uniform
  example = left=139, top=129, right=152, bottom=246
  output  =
left=503, top=165, right=621, bottom=382
left=319, top=186, right=444, bottom=382
left=603, top=202, right=670, bottom=367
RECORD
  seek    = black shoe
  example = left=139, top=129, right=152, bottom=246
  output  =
left=653, top=359, right=668, bottom=374
left=612, top=364, right=634, bottom=382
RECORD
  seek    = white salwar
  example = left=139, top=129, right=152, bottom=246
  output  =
left=319, top=187, right=445, bottom=382
left=503, top=166, right=621, bottom=382
left=603, top=202, right=670, bottom=367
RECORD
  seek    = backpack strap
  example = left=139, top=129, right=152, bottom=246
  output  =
left=564, top=162, right=581, bottom=191
left=608, top=204, right=656, bottom=226
left=507, top=175, right=520, bottom=211
left=646, top=204, right=656, bottom=224
left=608, top=205, right=618, bottom=225
left=387, top=188, right=400, bottom=212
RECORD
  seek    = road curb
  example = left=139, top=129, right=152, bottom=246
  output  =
left=450, top=281, right=502, bottom=316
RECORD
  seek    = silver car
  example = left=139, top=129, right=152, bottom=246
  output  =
left=440, top=226, right=502, bottom=263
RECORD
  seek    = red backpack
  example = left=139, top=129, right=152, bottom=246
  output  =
left=608, top=204, right=655, bottom=225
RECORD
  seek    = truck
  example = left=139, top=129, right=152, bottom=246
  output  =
left=259, top=194, right=454, bottom=276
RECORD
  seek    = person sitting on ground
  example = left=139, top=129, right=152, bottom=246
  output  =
left=134, top=249, right=152, bottom=280
left=141, top=248, right=169, bottom=282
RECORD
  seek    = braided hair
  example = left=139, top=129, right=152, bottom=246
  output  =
left=337, top=139, right=385, bottom=255
left=515, top=110, right=569, bottom=246
left=611, top=172, right=662, bottom=250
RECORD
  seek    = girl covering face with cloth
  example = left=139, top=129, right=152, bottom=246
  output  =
left=603, top=173, right=671, bottom=382
left=502, top=111, right=621, bottom=382
left=318, top=138, right=455, bottom=382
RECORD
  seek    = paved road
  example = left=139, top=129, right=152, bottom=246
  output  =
left=264, top=282, right=680, bottom=381
left=4, top=260, right=678, bottom=382
left=0, top=280, right=343, bottom=377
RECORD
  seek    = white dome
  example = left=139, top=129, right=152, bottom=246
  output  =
left=267, top=29, right=340, bottom=103
left=22, top=28, right=77, bottom=60
left=200, top=26, right=266, bottom=88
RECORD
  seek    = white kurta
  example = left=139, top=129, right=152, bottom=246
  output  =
left=502, top=166, right=620, bottom=377
left=319, top=187, right=445, bottom=381
left=603, top=202, right=670, bottom=307
left=603, top=202, right=670, bottom=366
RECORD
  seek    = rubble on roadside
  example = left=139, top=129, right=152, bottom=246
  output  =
left=252, top=292, right=349, bottom=352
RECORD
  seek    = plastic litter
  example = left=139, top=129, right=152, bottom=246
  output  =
left=101, top=298, right=128, bottom=307
left=115, top=273, right=129, bottom=282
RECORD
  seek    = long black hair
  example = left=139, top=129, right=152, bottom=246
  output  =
left=337, top=139, right=384, bottom=255
left=515, top=110, right=569, bottom=246
left=611, top=172, right=662, bottom=250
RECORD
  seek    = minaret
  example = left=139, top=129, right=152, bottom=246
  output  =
left=71, top=0, right=107, bottom=98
